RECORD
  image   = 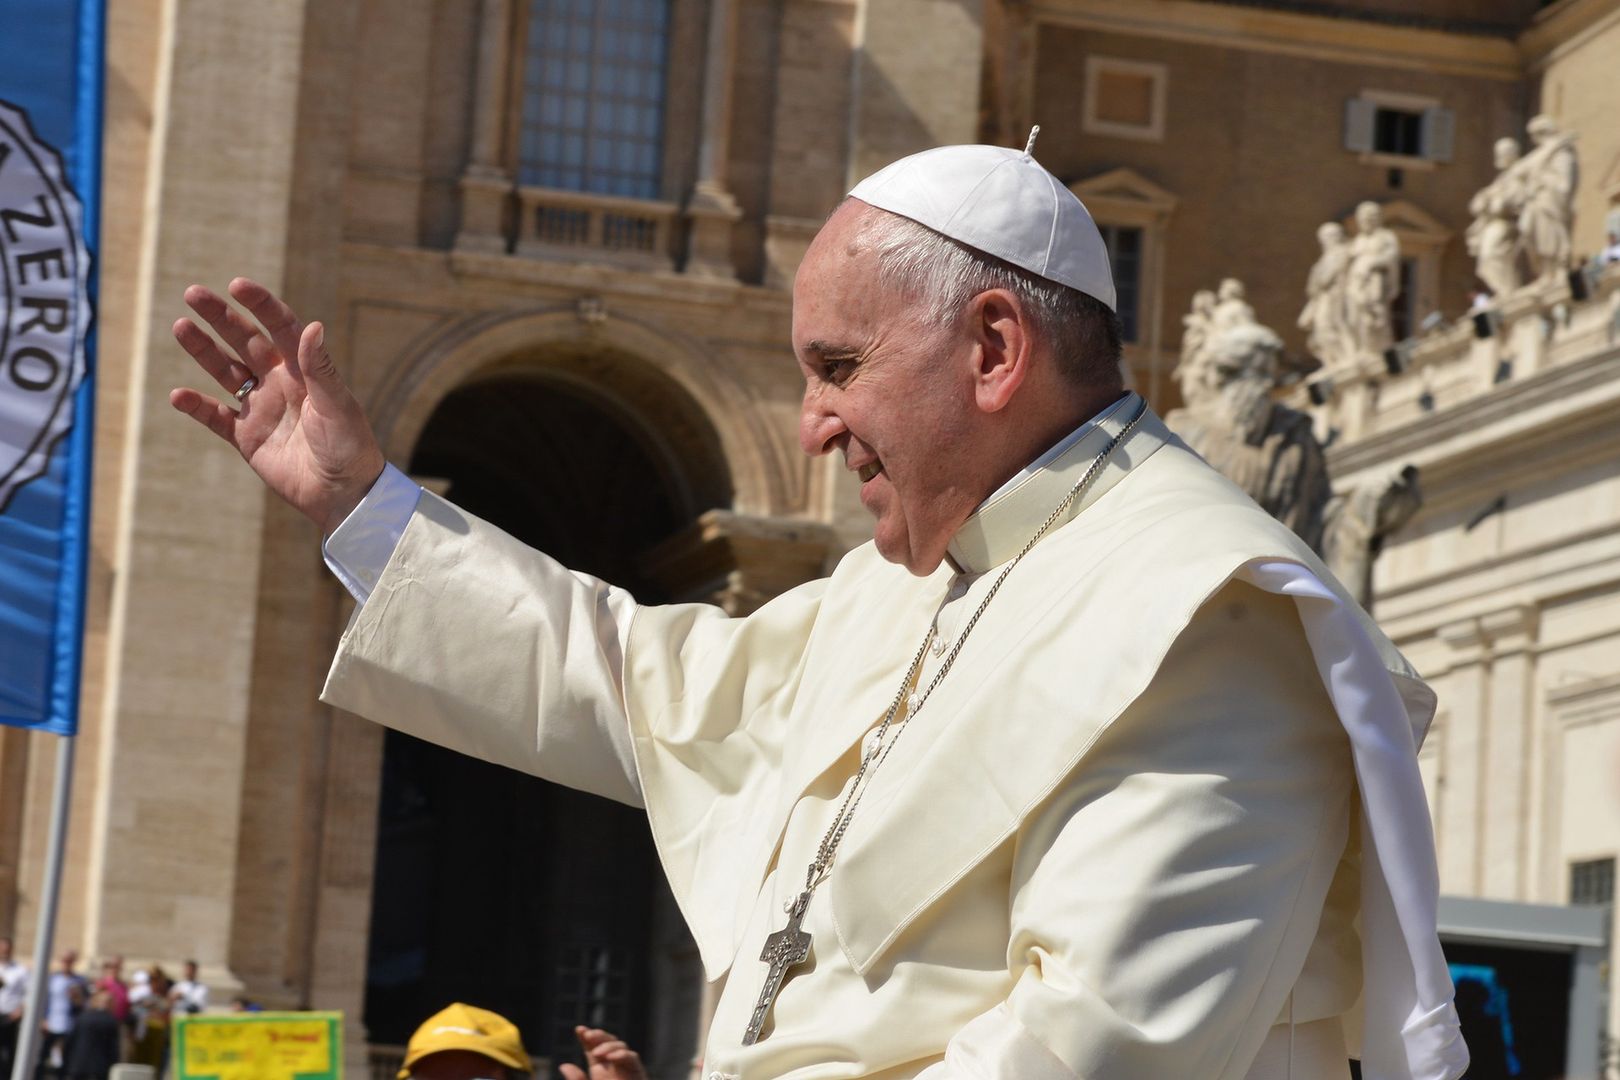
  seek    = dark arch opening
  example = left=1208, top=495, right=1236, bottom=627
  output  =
left=363, top=371, right=715, bottom=1074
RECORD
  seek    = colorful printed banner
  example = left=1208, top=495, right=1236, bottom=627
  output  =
left=0, top=0, right=102, bottom=735
left=173, top=1012, right=344, bottom=1080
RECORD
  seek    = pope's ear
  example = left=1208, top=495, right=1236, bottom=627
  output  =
left=967, top=288, right=1031, bottom=414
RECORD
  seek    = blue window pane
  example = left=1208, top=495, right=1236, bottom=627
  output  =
left=519, top=0, right=669, bottom=197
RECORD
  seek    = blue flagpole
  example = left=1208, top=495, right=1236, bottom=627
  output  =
left=8, top=0, right=103, bottom=1075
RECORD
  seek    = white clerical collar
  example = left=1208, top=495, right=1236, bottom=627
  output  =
left=946, top=392, right=1163, bottom=575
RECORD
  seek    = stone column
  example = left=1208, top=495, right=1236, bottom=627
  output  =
left=684, top=0, right=744, bottom=279
left=1436, top=617, right=1489, bottom=894
left=1479, top=604, right=1539, bottom=900
left=457, top=0, right=517, bottom=254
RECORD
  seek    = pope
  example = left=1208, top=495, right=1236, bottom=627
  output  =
left=171, top=139, right=1468, bottom=1079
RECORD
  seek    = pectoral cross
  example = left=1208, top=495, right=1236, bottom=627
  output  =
left=742, top=888, right=813, bottom=1045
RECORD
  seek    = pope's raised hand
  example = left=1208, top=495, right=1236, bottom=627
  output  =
left=170, top=278, right=385, bottom=535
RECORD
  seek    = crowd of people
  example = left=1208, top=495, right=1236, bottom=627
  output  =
left=0, top=939, right=208, bottom=1080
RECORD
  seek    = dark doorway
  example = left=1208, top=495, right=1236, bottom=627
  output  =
left=363, top=373, right=709, bottom=1074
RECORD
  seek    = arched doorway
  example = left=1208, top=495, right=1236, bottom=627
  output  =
left=362, top=367, right=729, bottom=1074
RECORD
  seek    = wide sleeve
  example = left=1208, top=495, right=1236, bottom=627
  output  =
left=322, top=490, right=728, bottom=807
left=919, top=582, right=1356, bottom=1078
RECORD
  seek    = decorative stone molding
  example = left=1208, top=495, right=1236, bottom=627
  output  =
left=1547, top=673, right=1620, bottom=730
left=639, top=509, right=836, bottom=615
left=1436, top=603, right=1540, bottom=663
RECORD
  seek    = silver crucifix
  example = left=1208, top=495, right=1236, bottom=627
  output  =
left=742, top=888, right=813, bottom=1045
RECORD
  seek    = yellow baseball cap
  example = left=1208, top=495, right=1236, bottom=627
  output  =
left=398, top=1003, right=533, bottom=1078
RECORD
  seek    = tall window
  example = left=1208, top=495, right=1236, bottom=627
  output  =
left=1100, top=225, right=1143, bottom=343
left=519, top=0, right=670, bottom=198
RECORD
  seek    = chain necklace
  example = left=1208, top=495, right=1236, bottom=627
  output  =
left=741, top=402, right=1145, bottom=1046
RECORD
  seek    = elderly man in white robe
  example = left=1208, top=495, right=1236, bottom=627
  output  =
left=170, top=139, right=1466, bottom=1080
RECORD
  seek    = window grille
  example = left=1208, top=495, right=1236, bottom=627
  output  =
left=1571, top=858, right=1616, bottom=907
left=520, top=0, right=670, bottom=199
left=548, top=942, right=635, bottom=1067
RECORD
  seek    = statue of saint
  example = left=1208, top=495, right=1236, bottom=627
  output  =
left=1211, top=277, right=1256, bottom=332
left=1164, top=321, right=1331, bottom=551
left=1174, top=289, right=1217, bottom=407
left=1516, top=115, right=1579, bottom=288
left=1298, top=222, right=1352, bottom=370
left=1466, top=137, right=1525, bottom=299
left=1345, top=201, right=1401, bottom=360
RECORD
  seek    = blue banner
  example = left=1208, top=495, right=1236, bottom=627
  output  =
left=0, top=0, right=103, bottom=735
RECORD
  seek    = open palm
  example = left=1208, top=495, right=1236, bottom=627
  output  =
left=170, top=278, right=385, bottom=534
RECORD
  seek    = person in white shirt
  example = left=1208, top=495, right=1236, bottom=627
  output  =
left=0, top=936, right=28, bottom=1076
left=168, top=959, right=208, bottom=1015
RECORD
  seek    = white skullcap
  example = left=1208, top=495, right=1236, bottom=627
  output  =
left=848, top=141, right=1117, bottom=311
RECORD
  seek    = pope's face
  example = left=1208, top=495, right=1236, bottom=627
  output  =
left=793, top=202, right=980, bottom=574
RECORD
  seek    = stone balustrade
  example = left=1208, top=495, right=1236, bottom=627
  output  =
left=513, top=185, right=680, bottom=271
left=1297, top=264, right=1620, bottom=445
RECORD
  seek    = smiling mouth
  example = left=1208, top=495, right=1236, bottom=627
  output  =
left=858, top=461, right=883, bottom=483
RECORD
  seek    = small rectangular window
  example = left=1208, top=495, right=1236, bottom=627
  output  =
left=1344, top=93, right=1453, bottom=164
left=1571, top=858, right=1615, bottom=906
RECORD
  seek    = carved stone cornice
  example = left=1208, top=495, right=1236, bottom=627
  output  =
left=1028, top=0, right=1523, bottom=80
left=1325, top=342, right=1620, bottom=496
left=639, top=509, right=836, bottom=616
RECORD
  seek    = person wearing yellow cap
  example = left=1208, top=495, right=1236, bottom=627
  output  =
left=176, top=132, right=1464, bottom=1079
left=396, top=1003, right=531, bottom=1080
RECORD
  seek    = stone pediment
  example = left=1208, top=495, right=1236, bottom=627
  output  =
left=1068, top=167, right=1179, bottom=223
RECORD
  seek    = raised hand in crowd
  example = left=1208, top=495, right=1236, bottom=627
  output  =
left=170, top=278, right=385, bottom=535
left=557, top=1025, right=647, bottom=1080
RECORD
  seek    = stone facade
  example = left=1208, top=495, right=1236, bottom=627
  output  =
left=2, top=0, right=1619, bottom=1075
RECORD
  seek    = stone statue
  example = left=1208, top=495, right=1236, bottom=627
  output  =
left=1165, top=320, right=1331, bottom=551
left=1466, top=137, right=1525, bottom=298
left=1517, top=114, right=1579, bottom=288
left=1298, top=222, right=1352, bottom=369
left=1174, top=289, right=1217, bottom=406
left=1345, top=201, right=1401, bottom=360
left=1323, top=465, right=1423, bottom=607
left=1212, top=277, right=1256, bottom=332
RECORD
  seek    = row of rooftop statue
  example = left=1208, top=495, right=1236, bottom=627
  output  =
left=1165, top=115, right=1581, bottom=606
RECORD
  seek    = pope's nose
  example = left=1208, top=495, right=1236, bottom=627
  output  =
left=799, top=391, right=847, bottom=458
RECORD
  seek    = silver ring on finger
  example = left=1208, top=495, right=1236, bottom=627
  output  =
left=234, top=375, right=258, bottom=402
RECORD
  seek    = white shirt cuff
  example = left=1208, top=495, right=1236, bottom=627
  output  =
left=321, top=463, right=423, bottom=604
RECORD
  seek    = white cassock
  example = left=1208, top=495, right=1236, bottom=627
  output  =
left=321, top=394, right=1467, bottom=1080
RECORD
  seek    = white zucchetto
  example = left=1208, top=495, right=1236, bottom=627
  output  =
left=847, top=140, right=1117, bottom=312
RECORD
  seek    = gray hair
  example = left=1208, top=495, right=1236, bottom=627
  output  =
left=857, top=209, right=1123, bottom=390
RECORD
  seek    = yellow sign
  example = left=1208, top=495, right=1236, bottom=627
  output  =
left=173, top=1012, right=342, bottom=1080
